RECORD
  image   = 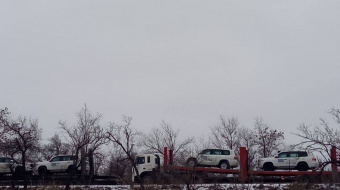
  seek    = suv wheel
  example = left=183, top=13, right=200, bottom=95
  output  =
left=297, top=162, right=309, bottom=171
left=186, top=158, right=197, bottom=167
left=38, top=166, right=48, bottom=176
left=219, top=161, right=230, bottom=169
left=263, top=162, right=275, bottom=171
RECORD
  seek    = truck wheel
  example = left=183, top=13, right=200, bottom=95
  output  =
left=38, top=166, right=48, bottom=176
left=186, top=158, right=197, bottom=167
left=142, top=175, right=153, bottom=184
left=297, top=162, right=309, bottom=171
left=263, top=162, right=275, bottom=171
left=68, top=165, right=77, bottom=175
left=219, top=161, right=230, bottom=169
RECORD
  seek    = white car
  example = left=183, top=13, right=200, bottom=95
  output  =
left=0, top=157, right=33, bottom=175
left=34, top=155, right=80, bottom=175
left=259, top=151, right=318, bottom=171
left=186, top=149, right=238, bottom=169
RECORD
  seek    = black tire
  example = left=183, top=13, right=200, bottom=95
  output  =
left=141, top=175, right=153, bottom=184
left=67, top=165, right=77, bottom=175
left=263, top=162, right=275, bottom=171
left=219, top=161, right=230, bottom=169
left=38, top=166, right=48, bottom=176
left=186, top=158, right=197, bottom=167
left=297, top=162, right=309, bottom=171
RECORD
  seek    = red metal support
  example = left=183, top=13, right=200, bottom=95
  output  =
left=331, top=146, right=337, bottom=172
left=239, top=146, right=248, bottom=182
left=163, top=147, right=168, bottom=172
left=169, top=149, right=174, bottom=165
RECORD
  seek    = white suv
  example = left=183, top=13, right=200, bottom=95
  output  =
left=34, top=155, right=80, bottom=175
left=259, top=151, right=318, bottom=171
left=186, top=149, right=238, bottom=169
left=0, top=157, right=33, bottom=175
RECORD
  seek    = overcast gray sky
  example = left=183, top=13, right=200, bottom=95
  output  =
left=1, top=1, right=340, bottom=144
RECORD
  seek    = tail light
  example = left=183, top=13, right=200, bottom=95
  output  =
left=234, top=155, right=238, bottom=160
left=312, top=157, right=316, bottom=161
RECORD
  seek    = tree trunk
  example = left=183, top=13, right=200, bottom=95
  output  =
left=22, top=151, right=28, bottom=190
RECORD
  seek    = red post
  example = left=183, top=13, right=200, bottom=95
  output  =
left=169, top=149, right=173, bottom=165
left=239, top=147, right=248, bottom=182
left=331, top=146, right=337, bottom=172
left=163, top=147, right=168, bottom=172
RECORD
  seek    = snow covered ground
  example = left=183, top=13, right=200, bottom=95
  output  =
left=7, top=183, right=340, bottom=190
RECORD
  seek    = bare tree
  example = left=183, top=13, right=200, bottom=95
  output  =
left=0, top=108, right=10, bottom=147
left=141, top=121, right=194, bottom=158
left=253, top=117, right=284, bottom=158
left=238, top=127, right=257, bottom=169
left=191, top=136, right=212, bottom=154
left=0, top=112, right=42, bottom=190
left=92, top=151, right=107, bottom=175
left=59, top=105, right=107, bottom=156
left=106, top=116, right=145, bottom=189
left=102, top=146, right=132, bottom=184
left=41, top=133, right=72, bottom=160
left=59, top=104, right=107, bottom=190
left=210, top=116, right=240, bottom=151
left=293, top=108, right=340, bottom=161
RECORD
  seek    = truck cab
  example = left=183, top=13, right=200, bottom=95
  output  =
left=132, top=154, right=160, bottom=183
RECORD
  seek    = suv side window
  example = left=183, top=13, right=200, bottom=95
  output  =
left=278, top=153, right=289, bottom=158
left=63, top=156, right=71, bottom=161
left=5, top=158, right=12, bottom=163
left=222, top=150, right=230, bottom=155
left=298, top=152, right=308, bottom=157
left=213, top=150, right=222, bottom=155
left=290, top=153, right=299, bottom=157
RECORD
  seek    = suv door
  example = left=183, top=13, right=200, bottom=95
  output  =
left=288, top=152, right=299, bottom=169
left=198, top=149, right=213, bottom=166
left=212, top=150, right=224, bottom=165
left=276, top=152, right=290, bottom=169
left=0, top=158, right=5, bottom=173
left=49, top=156, right=62, bottom=171
left=0, top=158, right=11, bottom=173
left=4, top=158, right=14, bottom=173
left=60, top=156, right=73, bottom=170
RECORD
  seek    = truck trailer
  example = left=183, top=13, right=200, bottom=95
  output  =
left=133, top=147, right=338, bottom=184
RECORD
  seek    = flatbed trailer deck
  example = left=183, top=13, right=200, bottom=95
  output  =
left=163, top=146, right=338, bottom=183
